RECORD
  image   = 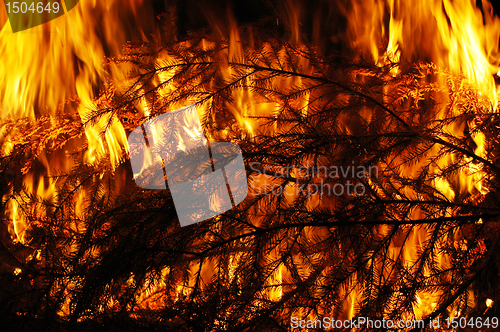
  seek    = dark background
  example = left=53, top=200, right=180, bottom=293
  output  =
left=148, top=0, right=500, bottom=55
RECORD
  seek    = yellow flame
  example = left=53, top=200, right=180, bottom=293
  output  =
left=1, top=0, right=498, bottom=320
left=347, top=0, right=500, bottom=108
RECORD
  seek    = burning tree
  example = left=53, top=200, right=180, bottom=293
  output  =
left=1, top=0, right=500, bottom=331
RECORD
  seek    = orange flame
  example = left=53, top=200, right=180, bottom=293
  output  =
left=0, top=0, right=498, bottom=323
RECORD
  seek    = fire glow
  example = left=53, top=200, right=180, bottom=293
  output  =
left=0, top=0, right=499, bottom=330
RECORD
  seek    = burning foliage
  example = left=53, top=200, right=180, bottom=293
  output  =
left=1, top=0, right=500, bottom=331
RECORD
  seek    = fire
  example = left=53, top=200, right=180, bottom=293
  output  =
left=346, top=0, right=500, bottom=107
left=0, top=0, right=498, bottom=328
left=1, top=0, right=151, bottom=241
left=346, top=0, right=497, bottom=198
left=343, top=1, right=499, bottom=318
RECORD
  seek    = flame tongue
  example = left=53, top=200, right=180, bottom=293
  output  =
left=346, top=0, right=500, bottom=108
left=1, top=0, right=153, bottom=245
